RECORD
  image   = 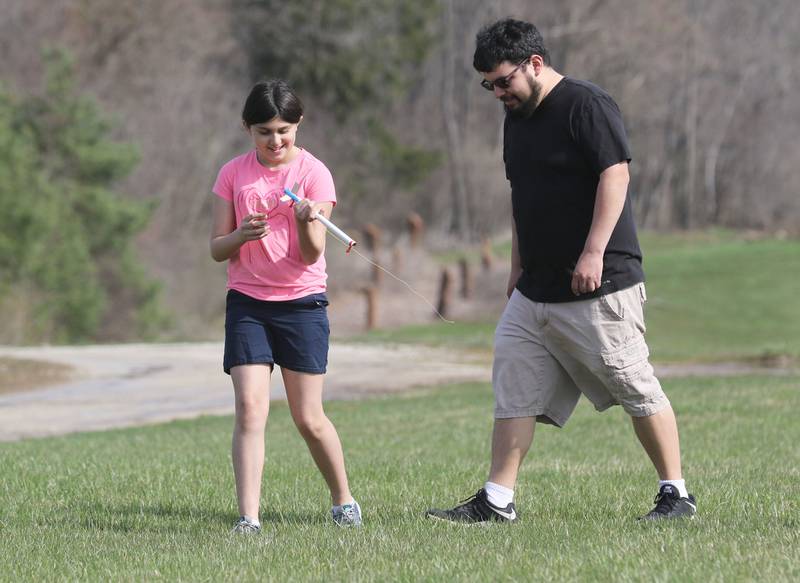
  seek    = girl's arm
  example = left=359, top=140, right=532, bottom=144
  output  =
left=209, top=196, right=269, bottom=262
left=293, top=200, right=334, bottom=265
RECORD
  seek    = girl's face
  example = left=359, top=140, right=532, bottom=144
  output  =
left=247, top=116, right=302, bottom=167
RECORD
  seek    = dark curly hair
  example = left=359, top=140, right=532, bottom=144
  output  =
left=473, top=18, right=550, bottom=72
left=242, top=79, right=303, bottom=127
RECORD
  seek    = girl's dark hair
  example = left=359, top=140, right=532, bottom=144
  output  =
left=242, top=79, right=304, bottom=127
left=473, top=18, right=550, bottom=72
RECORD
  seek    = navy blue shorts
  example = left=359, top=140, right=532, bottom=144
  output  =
left=223, top=289, right=330, bottom=375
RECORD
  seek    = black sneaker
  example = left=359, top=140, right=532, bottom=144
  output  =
left=639, top=484, right=697, bottom=520
left=426, top=488, right=517, bottom=524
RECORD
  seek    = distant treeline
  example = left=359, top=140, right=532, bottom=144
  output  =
left=1, top=0, right=797, bottom=342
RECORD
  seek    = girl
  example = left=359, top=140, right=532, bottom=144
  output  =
left=210, top=79, right=361, bottom=533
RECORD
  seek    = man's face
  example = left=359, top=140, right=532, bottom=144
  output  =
left=482, top=60, right=542, bottom=119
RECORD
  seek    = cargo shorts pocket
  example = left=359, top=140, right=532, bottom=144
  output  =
left=599, top=292, right=626, bottom=321
left=600, top=336, right=650, bottom=386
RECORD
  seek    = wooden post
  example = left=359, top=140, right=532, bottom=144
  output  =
left=436, top=267, right=453, bottom=319
left=406, top=212, right=424, bottom=249
left=363, top=223, right=382, bottom=254
left=362, top=286, right=378, bottom=330
left=480, top=237, right=494, bottom=272
left=392, top=245, right=404, bottom=273
left=363, top=223, right=383, bottom=285
left=459, top=258, right=473, bottom=299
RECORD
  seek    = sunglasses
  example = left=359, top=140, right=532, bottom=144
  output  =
left=480, top=58, right=530, bottom=91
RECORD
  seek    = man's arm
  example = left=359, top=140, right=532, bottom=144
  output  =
left=507, top=216, right=522, bottom=298
left=571, top=161, right=630, bottom=295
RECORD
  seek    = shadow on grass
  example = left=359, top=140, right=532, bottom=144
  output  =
left=62, top=500, right=326, bottom=533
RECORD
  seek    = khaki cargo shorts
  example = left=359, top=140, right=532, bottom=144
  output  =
left=493, top=283, right=669, bottom=427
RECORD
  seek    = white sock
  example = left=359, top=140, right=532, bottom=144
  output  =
left=659, top=479, right=688, bottom=499
left=484, top=481, right=514, bottom=508
left=242, top=515, right=260, bottom=527
left=332, top=499, right=356, bottom=511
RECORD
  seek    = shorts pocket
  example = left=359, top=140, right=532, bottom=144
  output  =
left=311, top=294, right=329, bottom=308
left=599, top=293, right=626, bottom=321
left=601, top=336, right=650, bottom=384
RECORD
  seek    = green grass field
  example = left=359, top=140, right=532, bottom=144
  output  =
left=361, top=231, right=800, bottom=363
left=2, top=231, right=799, bottom=581
left=1, top=375, right=798, bottom=581
left=640, top=231, right=800, bottom=361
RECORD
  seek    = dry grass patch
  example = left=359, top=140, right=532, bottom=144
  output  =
left=0, top=357, right=75, bottom=395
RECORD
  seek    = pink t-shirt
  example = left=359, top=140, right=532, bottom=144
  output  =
left=212, top=149, right=337, bottom=301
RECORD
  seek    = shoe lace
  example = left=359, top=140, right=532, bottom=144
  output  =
left=457, top=492, right=480, bottom=506
left=452, top=489, right=495, bottom=520
left=333, top=504, right=359, bottom=525
left=456, top=488, right=487, bottom=507
left=650, top=491, right=678, bottom=515
left=233, top=518, right=260, bottom=533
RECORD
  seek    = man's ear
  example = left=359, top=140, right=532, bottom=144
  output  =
left=297, top=115, right=304, bottom=127
left=241, top=120, right=250, bottom=133
left=530, top=54, right=545, bottom=75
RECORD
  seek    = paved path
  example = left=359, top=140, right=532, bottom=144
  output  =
left=1, top=342, right=792, bottom=443
left=0, top=342, right=490, bottom=442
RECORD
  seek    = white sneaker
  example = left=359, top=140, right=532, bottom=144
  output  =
left=331, top=501, right=362, bottom=527
left=231, top=516, right=261, bottom=534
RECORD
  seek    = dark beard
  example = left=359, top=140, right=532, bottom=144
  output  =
left=504, top=75, right=542, bottom=119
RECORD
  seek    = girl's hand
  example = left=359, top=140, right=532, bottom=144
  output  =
left=293, top=199, right=322, bottom=223
left=237, top=213, right=269, bottom=242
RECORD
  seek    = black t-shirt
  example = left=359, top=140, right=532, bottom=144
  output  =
left=503, top=77, right=644, bottom=303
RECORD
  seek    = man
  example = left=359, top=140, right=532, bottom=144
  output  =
left=426, top=18, right=695, bottom=523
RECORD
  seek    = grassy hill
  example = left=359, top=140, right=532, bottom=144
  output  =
left=641, top=231, right=800, bottom=361
left=358, top=230, right=800, bottom=363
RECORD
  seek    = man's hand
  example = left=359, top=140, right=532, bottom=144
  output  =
left=571, top=249, right=603, bottom=295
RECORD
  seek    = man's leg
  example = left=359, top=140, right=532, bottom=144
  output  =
left=425, top=417, right=533, bottom=524
left=545, top=284, right=696, bottom=519
left=632, top=402, right=697, bottom=519
left=488, top=417, right=536, bottom=488
left=631, top=404, right=682, bottom=480
left=426, top=290, right=579, bottom=523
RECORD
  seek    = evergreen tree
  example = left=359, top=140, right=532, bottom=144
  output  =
left=0, top=48, right=166, bottom=343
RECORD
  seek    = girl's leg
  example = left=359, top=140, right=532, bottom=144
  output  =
left=231, top=364, right=271, bottom=519
left=281, top=368, right=352, bottom=506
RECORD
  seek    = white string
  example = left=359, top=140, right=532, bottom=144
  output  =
left=327, top=233, right=455, bottom=324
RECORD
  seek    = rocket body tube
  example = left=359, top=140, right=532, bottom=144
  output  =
left=283, top=187, right=357, bottom=252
